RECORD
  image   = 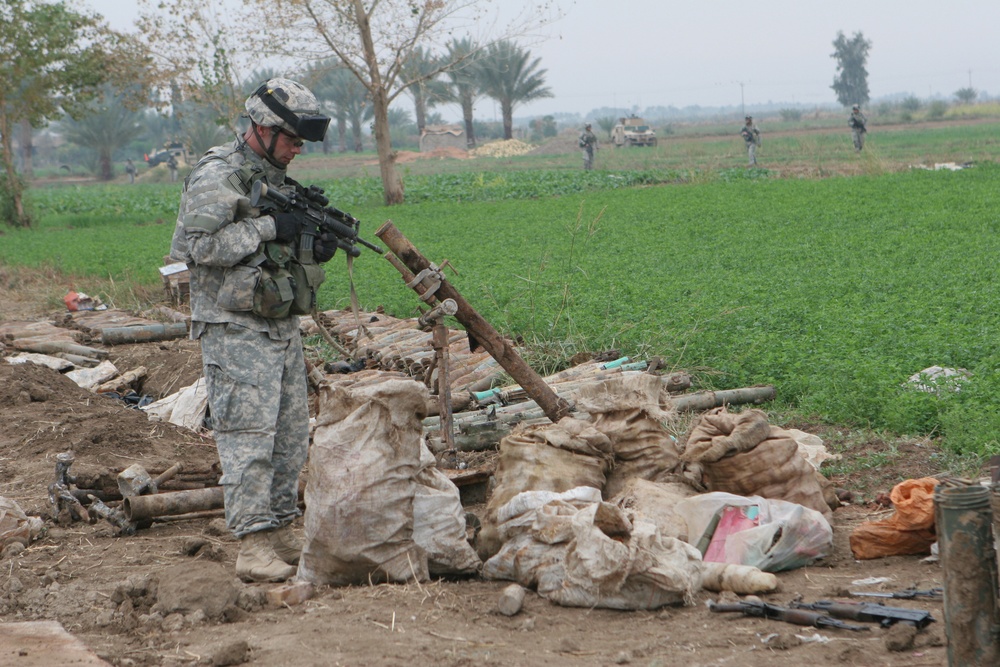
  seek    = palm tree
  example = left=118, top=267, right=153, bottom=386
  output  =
left=436, top=38, right=481, bottom=148
left=475, top=41, right=553, bottom=140
left=61, top=86, right=144, bottom=181
left=309, top=63, right=371, bottom=153
left=401, top=46, right=442, bottom=135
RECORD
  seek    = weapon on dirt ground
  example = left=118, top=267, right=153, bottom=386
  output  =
left=849, top=587, right=942, bottom=600
left=708, top=599, right=869, bottom=632
left=791, top=600, right=935, bottom=630
left=250, top=181, right=383, bottom=258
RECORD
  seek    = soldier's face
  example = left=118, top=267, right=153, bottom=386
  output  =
left=266, top=127, right=304, bottom=165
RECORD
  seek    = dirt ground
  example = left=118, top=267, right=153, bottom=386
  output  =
left=0, top=272, right=967, bottom=667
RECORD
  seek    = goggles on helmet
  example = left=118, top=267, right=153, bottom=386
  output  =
left=253, top=83, right=330, bottom=142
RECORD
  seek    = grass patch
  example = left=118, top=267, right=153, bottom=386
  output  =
left=7, top=124, right=1000, bottom=458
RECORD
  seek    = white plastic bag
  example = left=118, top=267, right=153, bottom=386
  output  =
left=676, top=492, right=832, bottom=572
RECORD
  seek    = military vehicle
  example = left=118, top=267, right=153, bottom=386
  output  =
left=145, top=142, right=188, bottom=168
left=610, top=116, right=657, bottom=147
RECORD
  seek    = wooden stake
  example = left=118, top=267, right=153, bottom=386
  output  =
left=376, top=222, right=572, bottom=423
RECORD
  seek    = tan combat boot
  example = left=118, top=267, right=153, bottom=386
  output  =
left=269, top=524, right=303, bottom=565
left=235, top=530, right=296, bottom=582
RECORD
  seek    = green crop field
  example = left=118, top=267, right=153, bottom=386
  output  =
left=4, top=119, right=1000, bottom=456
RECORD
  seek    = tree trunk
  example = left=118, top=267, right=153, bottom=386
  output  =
left=502, top=100, right=514, bottom=140
left=413, top=87, right=427, bottom=135
left=461, top=95, right=476, bottom=148
left=99, top=149, right=113, bottom=181
left=372, top=90, right=403, bottom=205
left=0, top=110, right=29, bottom=227
left=337, top=116, right=347, bottom=153
left=19, top=119, right=33, bottom=180
left=351, top=119, right=363, bottom=153
left=353, top=0, right=403, bottom=205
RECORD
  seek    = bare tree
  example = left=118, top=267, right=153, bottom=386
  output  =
left=247, top=0, right=560, bottom=205
left=137, top=0, right=270, bottom=133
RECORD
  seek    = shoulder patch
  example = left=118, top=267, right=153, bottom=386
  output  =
left=228, top=170, right=250, bottom=195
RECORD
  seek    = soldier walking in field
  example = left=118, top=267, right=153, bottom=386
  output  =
left=125, top=159, right=137, bottom=184
left=741, top=115, right=761, bottom=166
left=579, top=123, right=598, bottom=170
left=849, top=104, right=868, bottom=152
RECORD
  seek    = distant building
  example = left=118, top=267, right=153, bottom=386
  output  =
left=419, top=124, right=466, bottom=152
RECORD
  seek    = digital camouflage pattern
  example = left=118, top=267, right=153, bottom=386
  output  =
left=245, top=78, right=322, bottom=136
left=579, top=126, right=597, bottom=170
left=170, top=139, right=300, bottom=340
left=850, top=108, right=868, bottom=151
left=200, top=322, right=309, bottom=537
left=170, top=138, right=309, bottom=538
left=741, top=118, right=761, bottom=166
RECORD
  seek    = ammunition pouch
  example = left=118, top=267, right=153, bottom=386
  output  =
left=217, top=242, right=326, bottom=319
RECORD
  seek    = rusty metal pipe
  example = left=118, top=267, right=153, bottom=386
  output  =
left=123, top=487, right=224, bottom=522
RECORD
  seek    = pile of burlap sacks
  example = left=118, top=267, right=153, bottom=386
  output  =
left=476, top=375, right=839, bottom=609
left=295, top=372, right=839, bottom=610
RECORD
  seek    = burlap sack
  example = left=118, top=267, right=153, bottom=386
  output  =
left=704, top=438, right=833, bottom=517
left=681, top=408, right=771, bottom=463
left=298, top=379, right=431, bottom=586
left=611, top=478, right=697, bottom=541
left=574, top=374, right=681, bottom=498
left=478, top=417, right=613, bottom=559
left=684, top=408, right=832, bottom=517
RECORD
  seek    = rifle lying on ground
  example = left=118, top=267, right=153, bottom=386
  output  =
left=849, top=587, right=942, bottom=600
left=251, top=181, right=383, bottom=258
left=792, top=600, right=935, bottom=629
left=708, top=599, right=869, bottom=631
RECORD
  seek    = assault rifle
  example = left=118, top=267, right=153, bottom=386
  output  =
left=791, top=600, right=935, bottom=630
left=250, top=181, right=383, bottom=258
left=849, top=587, right=942, bottom=601
left=708, top=599, right=869, bottom=632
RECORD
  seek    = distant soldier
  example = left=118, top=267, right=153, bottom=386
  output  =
left=579, top=123, right=598, bottom=170
left=741, top=115, right=761, bottom=166
left=125, top=159, right=137, bottom=184
left=849, top=104, right=868, bottom=152
left=167, top=154, right=179, bottom=182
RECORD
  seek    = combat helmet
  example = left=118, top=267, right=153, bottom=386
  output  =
left=245, top=78, right=330, bottom=142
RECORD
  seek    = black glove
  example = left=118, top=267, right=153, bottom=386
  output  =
left=314, top=231, right=338, bottom=263
left=272, top=212, right=302, bottom=243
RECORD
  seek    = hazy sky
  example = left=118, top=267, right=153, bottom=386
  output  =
left=84, top=0, right=1000, bottom=120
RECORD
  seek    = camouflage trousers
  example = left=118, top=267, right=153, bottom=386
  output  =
left=852, top=128, right=866, bottom=151
left=199, top=322, right=309, bottom=538
left=582, top=147, right=594, bottom=170
left=746, top=142, right=758, bottom=166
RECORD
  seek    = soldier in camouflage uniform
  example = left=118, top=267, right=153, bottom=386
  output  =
left=170, top=78, right=336, bottom=582
left=579, top=123, right=597, bottom=170
left=849, top=104, right=868, bottom=152
left=741, top=115, right=761, bottom=166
